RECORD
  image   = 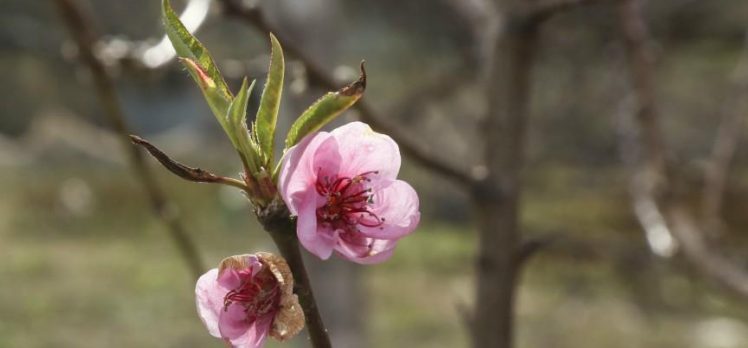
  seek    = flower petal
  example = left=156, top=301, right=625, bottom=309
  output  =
left=296, top=191, right=335, bottom=259
left=195, top=269, right=228, bottom=338
left=219, top=303, right=252, bottom=341
left=247, top=313, right=274, bottom=347
left=330, top=122, right=401, bottom=180
left=279, top=131, right=335, bottom=215
left=217, top=255, right=262, bottom=289
left=336, top=237, right=398, bottom=264
left=226, top=313, right=273, bottom=348
left=359, top=180, right=420, bottom=240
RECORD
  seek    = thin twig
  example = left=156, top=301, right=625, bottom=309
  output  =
left=617, top=0, right=678, bottom=257
left=528, top=0, right=606, bottom=21
left=669, top=207, right=748, bottom=297
left=702, top=33, right=748, bottom=231
left=516, top=235, right=558, bottom=265
left=444, top=0, right=499, bottom=77
left=218, top=0, right=475, bottom=188
left=54, top=0, right=205, bottom=280
left=618, top=0, right=667, bottom=177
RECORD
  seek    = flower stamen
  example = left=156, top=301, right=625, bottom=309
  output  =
left=223, top=267, right=282, bottom=323
left=315, top=172, right=384, bottom=236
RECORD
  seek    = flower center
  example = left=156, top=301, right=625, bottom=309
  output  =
left=223, top=267, right=281, bottom=322
left=315, top=171, right=385, bottom=234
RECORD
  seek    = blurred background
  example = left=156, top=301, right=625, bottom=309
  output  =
left=3, top=0, right=748, bottom=347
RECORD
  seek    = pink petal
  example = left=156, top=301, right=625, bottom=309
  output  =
left=336, top=237, right=398, bottom=264
left=195, top=269, right=228, bottom=338
left=279, top=132, right=335, bottom=215
left=219, top=303, right=252, bottom=341
left=220, top=313, right=273, bottom=348
left=329, top=122, right=401, bottom=180
left=296, top=191, right=335, bottom=259
left=359, top=180, right=420, bottom=240
left=245, top=313, right=274, bottom=348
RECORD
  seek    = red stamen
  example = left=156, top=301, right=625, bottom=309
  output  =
left=315, top=172, right=385, bottom=247
left=223, top=267, right=281, bottom=323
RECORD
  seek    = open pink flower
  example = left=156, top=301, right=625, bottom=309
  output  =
left=195, top=253, right=304, bottom=348
left=279, top=121, right=420, bottom=264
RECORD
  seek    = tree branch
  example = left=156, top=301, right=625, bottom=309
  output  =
left=668, top=207, right=748, bottom=297
left=618, top=0, right=667, bottom=177
left=54, top=0, right=205, bottom=280
left=217, top=0, right=475, bottom=188
left=257, top=200, right=332, bottom=348
left=702, top=33, right=748, bottom=231
left=528, top=0, right=607, bottom=21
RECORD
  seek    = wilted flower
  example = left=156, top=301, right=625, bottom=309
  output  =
left=279, top=121, right=420, bottom=264
left=195, top=253, right=304, bottom=348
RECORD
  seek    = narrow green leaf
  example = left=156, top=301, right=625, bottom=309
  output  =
left=254, top=33, right=285, bottom=167
left=179, top=58, right=231, bottom=129
left=284, top=62, right=367, bottom=149
left=229, top=78, right=252, bottom=130
left=162, top=0, right=232, bottom=124
left=227, top=78, right=261, bottom=172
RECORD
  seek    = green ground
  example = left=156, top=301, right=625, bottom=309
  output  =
left=2, top=164, right=747, bottom=348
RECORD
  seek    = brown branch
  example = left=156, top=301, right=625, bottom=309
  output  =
left=54, top=0, right=205, bottom=280
left=618, top=0, right=748, bottom=298
left=386, top=69, right=473, bottom=124
left=217, top=0, right=475, bottom=188
left=702, top=33, right=748, bottom=231
left=527, top=0, right=607, bottom=20
left=668, top=207, right=748, bottom=297
left=470, top=7, right=543, bottom=347
left=618, top=0, right=667, bottom=178
left=257, top=200, right=332, bottom=348
left=516, top=234, right=558, bottom=265
left=617, top=0, right=678, bottom=258
left=129, top=135, right=248, bottom=190
left=444, top=0, right=500, bottom=76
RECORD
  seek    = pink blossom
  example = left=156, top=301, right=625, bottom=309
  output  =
left=279, top=121, right=420, bottom=264
left=195, top=253, right=304, bottom=348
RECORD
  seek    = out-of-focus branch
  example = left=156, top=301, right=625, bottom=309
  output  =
left=619, top=0, right=667, bottom=177
left=387, top=69, right=474, bottom=124
left=444, top=0, right=500, bottom=77
left=472, top=13, right=541, bottom=346
left=669, top=207, right=748, bottom=297
left=516, top=234, right=558, bottom=265
left=54, top=0, right=205, bottom=280
left=527, top=0, right=606, bottom=20
left=618, top=0, right=677, bottom=258
left=702, top=33, right=748, bottom=231
left=217, top=0, right=475, bottom=188
left=619, top=0, right=748, bottom=298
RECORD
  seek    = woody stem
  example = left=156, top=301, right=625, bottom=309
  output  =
left=258, top=200, right=332, bottom=348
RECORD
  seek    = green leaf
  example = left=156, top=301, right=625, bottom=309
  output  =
left=162, top=0, right=232, bottom=126
left=254, top=33, right=285, bottom=168
left=227, top=78, right=261, bottom=173
left=284, top=62, right=367, bottom=149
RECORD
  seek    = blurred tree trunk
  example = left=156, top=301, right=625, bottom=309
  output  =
left=471, top=5, right=539, bottom=348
